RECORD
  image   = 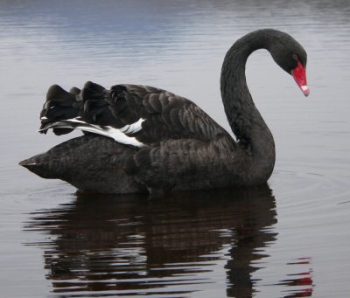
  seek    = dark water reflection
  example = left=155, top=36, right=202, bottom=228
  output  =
left=25, top=187, right=312, bottom=297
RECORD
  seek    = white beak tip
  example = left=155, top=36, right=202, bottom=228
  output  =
left=301, top=85, right=310, bottom=97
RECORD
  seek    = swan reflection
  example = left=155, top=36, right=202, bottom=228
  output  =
left=25, top=187, right=312, bottom=297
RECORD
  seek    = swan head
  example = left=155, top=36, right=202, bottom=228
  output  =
left=268, top=31, right=310, bottom=97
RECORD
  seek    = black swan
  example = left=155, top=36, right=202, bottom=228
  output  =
left=20, top=29, right=309, bottom=195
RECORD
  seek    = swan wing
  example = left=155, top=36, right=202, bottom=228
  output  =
left=40, top=82, right=230, bottom=147
left=106, top=83, right=229, bottom=144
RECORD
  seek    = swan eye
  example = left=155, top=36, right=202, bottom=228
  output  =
left=289, top=54, right=300, bottom=74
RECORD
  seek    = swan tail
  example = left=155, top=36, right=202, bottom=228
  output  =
left=39, top=85, right=82, bottom=135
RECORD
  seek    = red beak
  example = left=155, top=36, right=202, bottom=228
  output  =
left=292, top=61, right=310, bottom=97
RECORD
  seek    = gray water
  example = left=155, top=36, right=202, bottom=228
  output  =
left=1, top=0, right=350, bottom=297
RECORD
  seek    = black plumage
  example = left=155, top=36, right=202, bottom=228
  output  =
left=20, top=29, right=309, bottom=195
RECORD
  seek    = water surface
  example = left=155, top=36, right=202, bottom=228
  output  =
left=0, top=0, right=350, bottom=297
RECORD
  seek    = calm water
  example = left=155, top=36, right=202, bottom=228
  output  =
left=1, top=0, right=350, bottom=297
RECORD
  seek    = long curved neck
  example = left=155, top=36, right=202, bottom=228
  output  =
left=221, top=30, right=275, bottom=180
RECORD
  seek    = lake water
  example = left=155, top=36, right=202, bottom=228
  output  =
left=1, top=0, right=350, bottom=297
